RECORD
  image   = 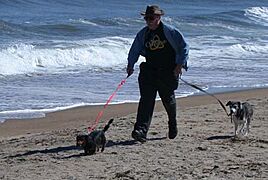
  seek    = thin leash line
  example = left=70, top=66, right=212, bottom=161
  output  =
left=87, top=77, right=128, bottom=133
left=180, top=78, right=229, bottom=116
left=101, top=78, right=127, bottom=128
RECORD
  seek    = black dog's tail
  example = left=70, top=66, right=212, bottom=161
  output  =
left=103, top=118, right=114, bottom=132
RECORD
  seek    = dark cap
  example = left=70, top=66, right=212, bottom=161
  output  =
left=141, top=5, right=164, bottom=16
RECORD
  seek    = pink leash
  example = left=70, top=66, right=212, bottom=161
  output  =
left=87, top=77, right=128, bottom=133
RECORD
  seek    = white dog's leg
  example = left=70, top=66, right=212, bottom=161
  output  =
left=243, top=122, right=248, bottom=136
left=245, top=118, right=250, bottom=136
left=241, top=120, right=245, bottom=134
left=234, top=122, right=238, bottom=137
left=239, top=126, right=243, bottom=136
left=240, top=115, right=249, bottom=136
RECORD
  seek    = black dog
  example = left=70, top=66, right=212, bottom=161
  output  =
left=226, top=101, right=253, bottom=137
left=76, top=118, right=113, bottom=155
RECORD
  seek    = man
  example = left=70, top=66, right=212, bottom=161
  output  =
left=127, top=5, right=189, bottom=143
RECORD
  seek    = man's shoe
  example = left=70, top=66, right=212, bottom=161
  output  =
left=168, top=126, right=178, bottom=139
left=132, top=130, right=146, bottom=143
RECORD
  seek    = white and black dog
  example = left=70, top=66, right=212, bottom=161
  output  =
left=226, top=101, right=253, bottom=137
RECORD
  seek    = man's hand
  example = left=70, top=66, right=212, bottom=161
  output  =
left=173, top=64, right=183, bottom=78
left=127, top=65, right=134, bottom=77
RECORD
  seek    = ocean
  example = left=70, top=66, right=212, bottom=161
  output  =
left=0, top=0, right=267, bottom=122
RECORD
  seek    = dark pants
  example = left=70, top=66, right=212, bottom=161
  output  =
left=134, top=62, right=178, bottom=136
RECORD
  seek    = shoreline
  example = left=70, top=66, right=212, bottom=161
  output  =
left=1, top=85, right=266, bottom=123
left=0, top=87, right=267, bottom=138
left=0, top=85, right=266, bottom=124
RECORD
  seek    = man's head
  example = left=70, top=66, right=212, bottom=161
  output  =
left=141, top=5, right=164, bottom=30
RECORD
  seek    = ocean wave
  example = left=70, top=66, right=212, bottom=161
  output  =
left=178, top=7, right=268, bottom=34
left=191, top=35, right=268, bottom=53
left=0, top=19, right=88, bottom=38
left=172, top=9, right=255, bottom=35
left=189, top=35, right=268, bottom=68
left=0, top=37, right=133, bottom=76
left=245, top=7, right=268, bottom=26
left=225, top=43, right=268, bottom=58
left=73, top=17, right=142, bottom=28
left=39, top=24, right=80, bottom=32
left=0, top=0, right=83, bottom=8
left=0, top=20, right=23, bottom=33
left=74, top=18, right=99, bottom=26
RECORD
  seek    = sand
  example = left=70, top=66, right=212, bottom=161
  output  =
left=0, top=88, right=267, bottom=179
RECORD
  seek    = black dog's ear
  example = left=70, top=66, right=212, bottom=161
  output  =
left=226, top=101, right=232, bottom=106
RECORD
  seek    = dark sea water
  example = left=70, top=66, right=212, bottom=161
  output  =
left=0, top=0, right=267, bottom=121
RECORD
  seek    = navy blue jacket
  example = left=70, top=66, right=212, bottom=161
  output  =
left=127, top=22, right=189, bottom=70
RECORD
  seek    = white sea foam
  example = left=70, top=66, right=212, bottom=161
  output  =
left=0, top=37, right=135, bottom=75
left=245, top=7, right=268, bottom=26
left=226, top=43, right=268, bottom=56
left=0, top=102, right=90, bottom=123
left=188, top=35, right=268, bottom=68
left=75, top=18, right=99, bottom=26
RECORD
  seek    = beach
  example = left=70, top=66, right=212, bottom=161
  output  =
left=1, top=1, right=268, bottom=179
left=1, top=88, right=267, bottom=179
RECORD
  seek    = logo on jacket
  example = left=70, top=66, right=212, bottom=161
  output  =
left=145, top=35, right=166, bottom=51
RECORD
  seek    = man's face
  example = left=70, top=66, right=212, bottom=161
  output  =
left=144, top=15, right=160, bottom=30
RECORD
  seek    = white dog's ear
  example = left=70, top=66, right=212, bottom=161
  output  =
left=226, top=101, right=232, bottom=106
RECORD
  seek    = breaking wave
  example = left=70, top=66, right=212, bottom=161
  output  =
left=245, top=7, right=268, bottom=26
left=0, top=37, right=133, bottom=76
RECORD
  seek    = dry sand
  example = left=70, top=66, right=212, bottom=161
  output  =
left=0, top=88, right=267, bottom=179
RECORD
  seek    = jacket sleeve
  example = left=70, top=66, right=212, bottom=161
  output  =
left=164, top=25, right=189, bottom=70
left=173, top=29, right=189, bottom=70
left=127, top=28, right=146, bottom=69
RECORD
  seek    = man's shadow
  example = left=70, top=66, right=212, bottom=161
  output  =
left=8, top=145, right=79, bottom=158
left=106, top=136, right=167, bottom=147
left=206, top=135, right=233, bottom=140
left=7, top=136, right=167, bottom=159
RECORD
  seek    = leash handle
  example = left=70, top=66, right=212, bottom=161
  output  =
left=180, top=78, right=229, bottom=116
left=88, top=76, right=128, bottom=133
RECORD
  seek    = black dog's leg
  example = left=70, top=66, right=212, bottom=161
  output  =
left=101, top=136, right=106, bottom=152
left=85, top=148, right=89, bottom=155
